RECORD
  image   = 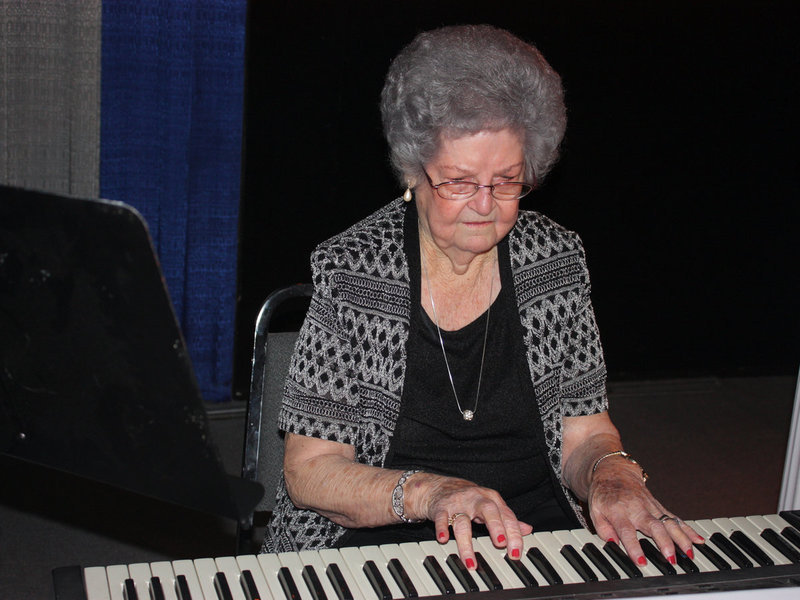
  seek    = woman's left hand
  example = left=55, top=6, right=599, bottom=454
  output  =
left=587, top=457, right=704, bottom=566
left=562, top=413, right=704, bottom=566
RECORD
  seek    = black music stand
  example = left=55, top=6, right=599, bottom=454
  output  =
left=0, top=185, right=262, bottom=523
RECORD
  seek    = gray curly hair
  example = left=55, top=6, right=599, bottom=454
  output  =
left=380, top=24, right=566, bottom=188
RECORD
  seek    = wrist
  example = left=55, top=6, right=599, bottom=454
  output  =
left=591, top=450, right=649, bottom=484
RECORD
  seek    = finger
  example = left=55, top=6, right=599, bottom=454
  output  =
left=648, top=517, right=678, bottom=565
left=519, top=520, right=534, bottom=536
left=609, top=515, right=648, bottom=568
left=434, top=510, right=450, bottom=543
left=450, top=513, right=477, bottom=570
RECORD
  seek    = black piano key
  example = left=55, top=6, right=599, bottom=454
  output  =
left=325, top=564, right=354, bottom=600
left=762, top=529, right=800, bottom=563
left=387, top=557, right=417, bottom=598
left=560, top=545, right=598, bottom=582
left=150, top=576, right=166, bottom=600
left=240, top=569, right=262, bottom=600
left=445, top=554, right=480, bottom=593
left=363, top=560, right=392, bottom=600
left=639, top=539, right=677, bottom=575
left=730, top=531, right=774, bottom=567
left=474, top=552, right=503, bottom=590
left=278, top=566, right=303, bottom=600
left=526, top=547, right=563, bottom=585
left=781, top=526, right=800, bottom=551
left=709, top=532, right=753, bottom=569
left=175, top=575, right=193, bottom=600
left=214, top=572, right=235, bottom=600
left=302, top=566, right=328, bottom=600
left=582, top=543, right=620, bottom=580
left=695, top=542, right=731, bottom=571
left=779, top=509, right=800, bottom=530
left=603, top=541, right=642, bottom=579
left=423, top=555, right=456, bottom=595
left=503, top=554, right=539, bottom=587
left=52, top=566, right=89, bottom=600
left=675, top=550, right=699, bottom=574
left=124, top=578, right=139, bottom=600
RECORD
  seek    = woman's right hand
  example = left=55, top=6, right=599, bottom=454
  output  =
left=412, top=474, right=532, bottom=569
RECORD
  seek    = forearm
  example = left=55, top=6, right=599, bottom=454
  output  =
left=562, top=431, right=625, bottom=500
left=285, top=452, right=404, bottom=528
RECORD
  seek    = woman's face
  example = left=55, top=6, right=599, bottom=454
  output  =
left=415, top=128, right=524, bottom=261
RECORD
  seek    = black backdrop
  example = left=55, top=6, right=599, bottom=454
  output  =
left=234, top=0, right=798, bottom=400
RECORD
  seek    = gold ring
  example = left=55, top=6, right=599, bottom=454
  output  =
left=448, top=513, right=468, bottom=527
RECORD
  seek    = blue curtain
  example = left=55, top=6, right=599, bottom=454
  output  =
left=100, top=0, right=246, bottom=402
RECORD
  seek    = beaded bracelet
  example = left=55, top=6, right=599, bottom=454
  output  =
left=391, top=469, right=422, bottom=523
left=591, top=450, right=649, bottom=483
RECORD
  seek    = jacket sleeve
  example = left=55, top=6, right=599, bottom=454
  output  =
left=559, top=236, right=608, bottom=417
left=276, top=243, right=362, bottom=446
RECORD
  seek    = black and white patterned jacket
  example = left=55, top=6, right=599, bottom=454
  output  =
left=262, top=198, right=608, bottom=552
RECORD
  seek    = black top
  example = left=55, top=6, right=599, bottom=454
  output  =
left=339, top=240, right=573, bottom=549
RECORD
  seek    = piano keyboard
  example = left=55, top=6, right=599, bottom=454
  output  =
left=53, top=512, right=800, bottom=600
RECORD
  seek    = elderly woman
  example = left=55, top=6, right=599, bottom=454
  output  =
left=262, top=24, right=702, bottom=570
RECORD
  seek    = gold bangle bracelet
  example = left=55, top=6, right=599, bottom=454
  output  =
left=591, top=450, right=649, bottom=483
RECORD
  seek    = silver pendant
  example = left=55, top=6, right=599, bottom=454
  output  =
left=462, top=410, right=474, bottom=421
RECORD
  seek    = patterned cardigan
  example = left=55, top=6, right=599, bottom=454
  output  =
left=262, top=198, right=608, bottom=552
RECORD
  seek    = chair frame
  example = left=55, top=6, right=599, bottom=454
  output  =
left=237, top=283, right=313, bottom=553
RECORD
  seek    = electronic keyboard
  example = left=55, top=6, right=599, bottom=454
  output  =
left=52, top=512, right=800, bottom=600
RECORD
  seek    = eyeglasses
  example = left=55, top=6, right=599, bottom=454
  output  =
left=423, top=169, right=535, bottom=201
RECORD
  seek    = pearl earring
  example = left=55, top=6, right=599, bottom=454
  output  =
left=403, top=185, right=413, bottom=202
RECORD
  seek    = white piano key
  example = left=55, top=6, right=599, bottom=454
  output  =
left=679, top=521, right=717, bottom=573
left=105, top=565, right=130, bottom=600
left=299, top=550, right=342, bottom=600
left=128, top=563, right=154, bottom=600
left=472, top=536, right=525, bottom=588
left=552, top=530, right=606, bottom=581
left=236, top=554, right=274, bottom=600
left=527, top=531, right=583, bottom=584
left=356, top=545, right=403, bottom=599
left=149, top=562, right=179, bottom=600
left=394, top=542, right=445, bottom=595
left=379, top=542, right=439, bottom=596
left=257, top=552, right=290, bottom=600
left=568, top=528, right=632, bottom=579
left=718, top=517, right=789, bottom=565
left=171, top=559, right=205, bottom=600
left=634, top=532, right=685, bottom=576
left=416, top=540, right=470, bottom=593
left=195, top=557, right=222, bottom=600
left=500, top=534, right=551, bottom=586
left=762, top=513, right=794, bottom=532
left=84, top=566, right=112, bottom=600
left=320, top=548, right=372, bottom=600
left=215, top=556, right=248, bottom=600
left=278, top=552, right=315, bottom=600
left=692, top=519, right=744, bottom=569
left=436, top=538, right=490, bottom=592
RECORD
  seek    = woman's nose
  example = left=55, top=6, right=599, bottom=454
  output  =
left=470, top=186, right=495, bottom=214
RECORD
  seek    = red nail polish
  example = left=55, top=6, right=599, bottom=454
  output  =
left=511, top=548, right=520, bottom=559
left=438, top=531, right=446, bottom=541
left=698, top=535, right=705, bottom=542
left=668, top=555, right=676, bottom=565
left=687, top=548, right=694, bottom=560
left=607, top=538, right=616, bottom=544
left=637, top=556, right=647, bottom=566
left=497, top=534, right=506, bottom=543
left=465, top=558, right=475, bottom=570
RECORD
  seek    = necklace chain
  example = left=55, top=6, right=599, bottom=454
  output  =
left=422, top=257, right=493, bottom=421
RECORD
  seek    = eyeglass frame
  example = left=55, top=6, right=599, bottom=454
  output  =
left=422, top=168, right=536, bottom=201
